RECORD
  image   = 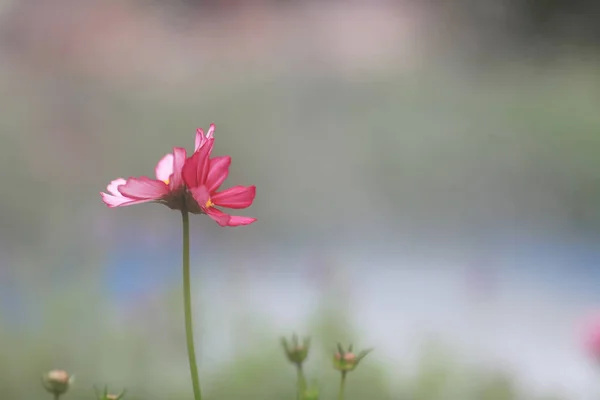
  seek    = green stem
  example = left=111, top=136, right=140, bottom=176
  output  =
left=182, top=209, right=202, bottom=400
left=54, top=395, right=60, bottom=400
left=296, top=364, right=307, bottom=400
left=338, top=371, right=347, bottom=400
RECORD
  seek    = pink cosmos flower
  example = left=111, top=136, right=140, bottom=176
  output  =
left=583, top=313, right=600, bottom=361
left=101, top=124, right=256, bottom=227
left=100, top=125, right=214, bottom=210
left=182, top=127, right=256, bottom=227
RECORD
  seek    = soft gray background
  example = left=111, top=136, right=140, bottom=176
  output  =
left=1, top=1, right=600, bottom=399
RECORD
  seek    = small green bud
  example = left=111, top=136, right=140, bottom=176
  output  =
left=333, top=343, right=372, bottom=372
left=42, top=370, right=73, bottom=396
left=95, top=385, right=126, bottom=400
left=281, top=334, right=311, bottom=366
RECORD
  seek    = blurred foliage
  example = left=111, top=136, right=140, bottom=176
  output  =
left=0, top=61, right=598, bottom=397
left=0, top=276, right=572, bottom=400
left=1, top=60, right=600, bottom=254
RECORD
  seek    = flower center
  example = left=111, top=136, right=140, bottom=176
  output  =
left=162, top=178, right=170, bottom=185
left=205, top=198, right=214, bottom=208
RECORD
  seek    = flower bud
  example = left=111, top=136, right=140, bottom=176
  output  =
left=42, top=370, right=72, bottom=396
left=332, top=343, right=372, bottom=372
left=95, top=385, right=126, bottom=400
left=281, top=334, right=311, bottom=366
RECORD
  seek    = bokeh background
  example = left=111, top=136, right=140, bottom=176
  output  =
left=1, top=0, right=600, bottom=399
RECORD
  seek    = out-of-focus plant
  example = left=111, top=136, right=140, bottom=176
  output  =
left=280, top=333, right=373, bottom=400
left=94, top=385, right=126, bottom=400
left=42, top=370, right=73, bottom=399
left=281, top=334, right=311, bottom=399
left=332, top=343, right=373, bottom=400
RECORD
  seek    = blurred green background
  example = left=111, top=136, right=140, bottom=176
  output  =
left=1, top=0, right=600, bottom=399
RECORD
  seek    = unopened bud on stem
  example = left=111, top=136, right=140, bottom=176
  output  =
left=94, top=385, right=127, bottom=400
left=281, top=334, right=311, bottom=366
left=333, top=343, right=372, bottom=372
left=42, top=370, right=73, bottom=397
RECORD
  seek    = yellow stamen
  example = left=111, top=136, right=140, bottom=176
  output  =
left=205, top=198, right=214, bottom=208
left=162, top=178, right=170, bottom=185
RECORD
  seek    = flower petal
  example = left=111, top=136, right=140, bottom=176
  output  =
left=205, top=207, right=233, bottom=226
left=206, top=156, right=231, bottom=192
left=205, top=123, right=215, bottom=139
left=182, top=151, right=199, bottom=188
left=227, top=215, right=257, bottom=226
left=206, top=207, right=256, bottom=227
left=195, top=123, right=216, bottom=151
left=101, top=178, right=160, bottom=207
left=155, top=153, right=174, bottom=182
left=106, top=178, right=127, bottom=196
left=182, top=139, right=214, bottom=188
left=101, top=192, right=156, bottom=208
left=117, top=177, right=169, bottom=200
left=212, top=185, right=256, bottom=209
left=194, top=128, right=205, bottom=152
left=169, top=147, right=187, bottom=190
left=189, top=185, right=211, bottom=209
left=101, top=192, right=131, bottom=207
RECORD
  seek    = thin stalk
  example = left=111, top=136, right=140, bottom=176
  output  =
left=296, top=364, right=307, bottom=399
left=182, top=209, right=202, bottom=400
left=337, top=371, right=347, bottom=400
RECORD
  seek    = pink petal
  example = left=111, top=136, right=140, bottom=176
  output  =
left=183, top=139, right=214, bottom=188
left=155, top=153, right=174, bottom=182
left=227, top=215, right=257, bottom=226
left=182, top=151, right=200, bottom=188
left=206, top=123, right=215, bottom=139
left=205, top=207, right=234, bottom=226
left=190, top=185, right=256, bottom=226
left=117, top=177, right=169, bottom=200
left=206, top=207, right=256, bottom=227
left=106, top=178, right=127, bottom=196
left=189, top=185, right=211, bottom=209
left=101, top=192, right=132, bottom=207
left=206, top=156, right=231, bottom=192
left=198, top=139, right=215, bottom=184
left=101, top=192, right=156, bottom=208
left=169, top=147, right=187, bottom=190
left=194, top=128, right=205, bottom=152
left=101, top=178, right=159, bottom=207
left=212, top=185, right=256, bottom=209
left=195, top=124, right=216, bottom=151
